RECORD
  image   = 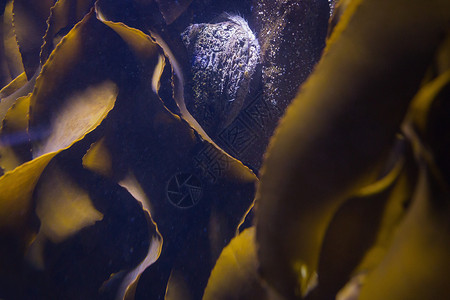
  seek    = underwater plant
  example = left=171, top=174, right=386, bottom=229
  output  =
left=0, top=0, right=449, bottom=299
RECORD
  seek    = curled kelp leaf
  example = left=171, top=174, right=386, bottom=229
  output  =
left=358, top=162, right=450, bottom=299
left=94, top=1, right=183, bottom=115
left=354, top=65, right=450, bottom=300
left=0, top=153, right=54, bottom=299
left=0, top=12, right=123, bottom=298
left=31, top=80, right=117, bottom=157
left=406, top=69, right=450, bottom=186
left=26, top=161, right=103, bottom=272
left=82, top=132, right=163, bottom=300
left=0, top=72, right=27, bottom=102
left=203, top=227, right=271, bottom=300
left=82, top=137, right=114, bottom=177
left=116, top=173, right=163, bottom=300
left=2, top=1, right=24, bottom=82
left=1, top=8, right=123, bottom=173
left=310, top=139, right=416, bottom=299
left=0, top=86, right=115, bottom=298
left=0, top=70, right=38, bottom=125
left=256, top=0, right=450, bottom=298
left=12, top=0, right=55, bottom=78
left=35, top=164, right=103, bottom=244
left=28, top=11, right=140, bottom=158
left=0, top=3, right=12, bottom=86
left=83, top=136, right=163, bottom=300
left=21, top=157, right=150, bottom=299
left=0, top=76, right=117, bottom=269
left=97, top=17, right=162, bottom=71
left=0, top=85, right=115, bottom=236
left=40, top=0, right=96, bottom=63
left=2, top=11, right=159, bottom=268
left=0, top=95, right=32, bottom=173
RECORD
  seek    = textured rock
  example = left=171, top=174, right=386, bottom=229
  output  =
left=182, top=14, right=260, bottom=136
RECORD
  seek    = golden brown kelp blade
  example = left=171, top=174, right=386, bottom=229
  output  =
left=98, top=18, right=161, bottom=69
left=12, top=0, right=55, bottom=79
left=40, top=0, right=96, bottom=63
left=0, top=10, right=162, bottom=290
left=0, top=95, right=32, bottom=172
left=202, top=227, right=271, bottom=300
left=55, top=147, right=162, bottom=300
left=31, top=161, right=103, bottom=252
left=255, top=0, right=450, bottom=298
left=2, top=1, right=24, bottom=83
left=82, top=16, right=163, bottom=181
left=83, top=134, right=164, bottom=300
left=0, top=5, right=121, bottom=177
left=348, top=152, right=417, bottom=277
left=0, top=153, right=54, bottom=291
left=311, top=140, right=416, bottom=299
left=28, top=11, right=129, bottom=158
left=339, top=70, right=448, bottom=299
left=0, top=71, right=35, bottom=170
left=83, top=128, right=163, bottom=300
left=407, top=69, right=450, bottom=184
left=0, top=7, right=119, bottom=232
left=0, top=11, right=122, bottom=298
left=82, top=137, right=114, bottom=177
left=0, top=1, right=16, bottom=86
left=116, top=173, right=163, bottom=300
left=355, top=59, right=450, bottom=300
left=0, top=80, right=116, bottom=286
left=0, top=88, right=115, bottom=296
left=358, top=163, right=450, bottom=299
left=0, top=71, right=27, bottom=102
left=0, top=70, right=38, bottom=126
left=30, top=80, right=117, bottom=157
left=18, top=17, right=165, bottom=295
left=19, top=155, right=151, bottom=299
